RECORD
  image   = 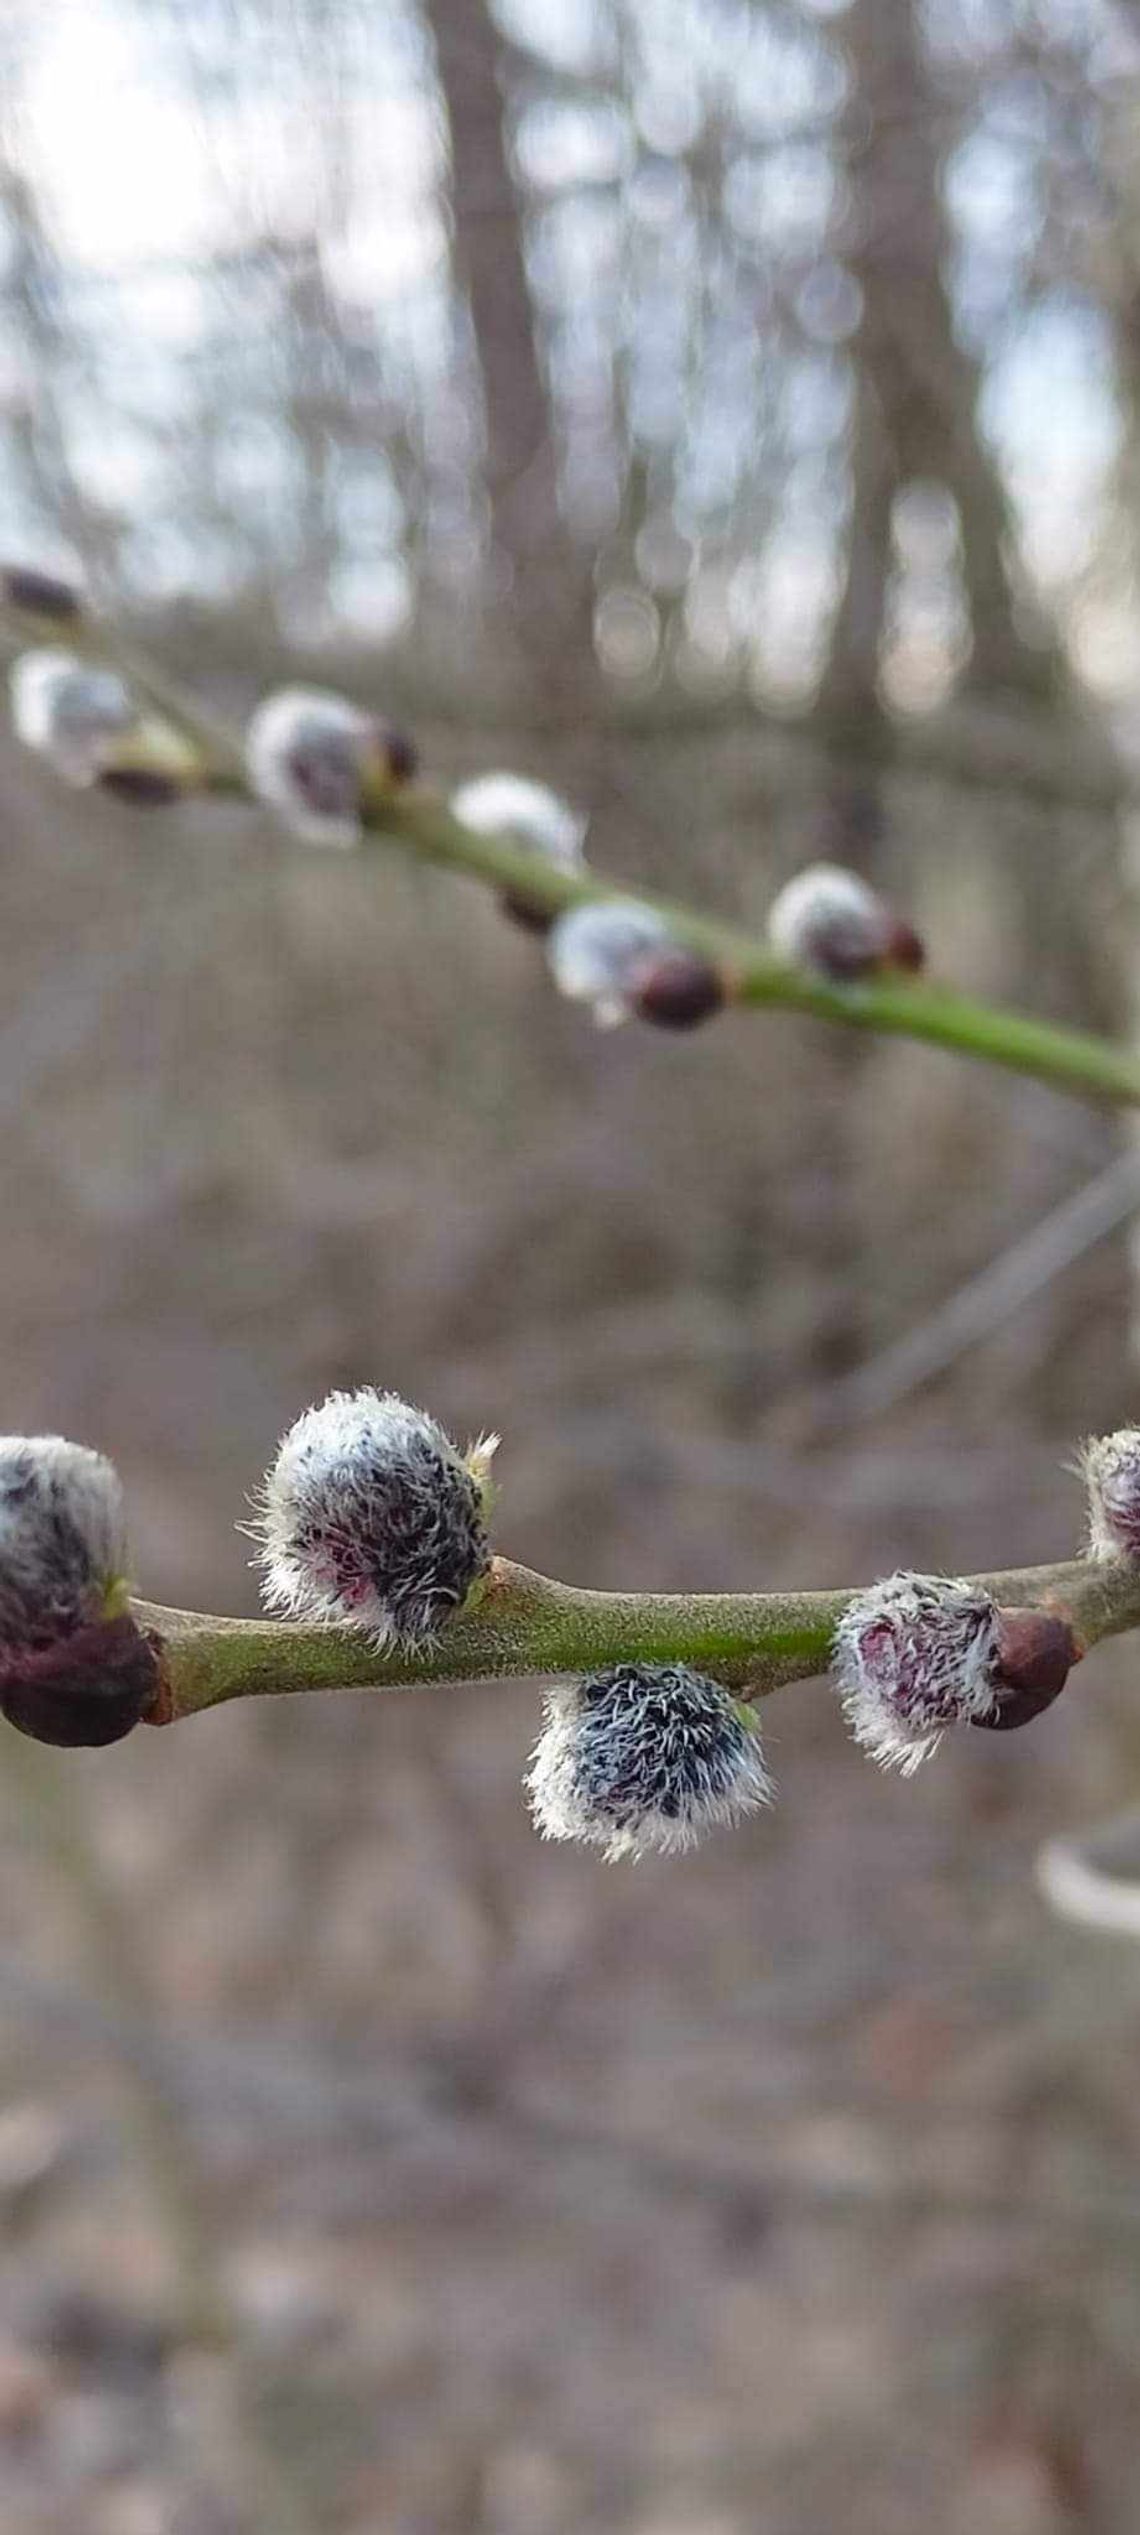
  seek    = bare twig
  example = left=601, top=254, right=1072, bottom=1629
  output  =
left=830, top=1149, right=1140, bottom=1423
left=133, top=1549, right=1140, bottom=1725
left=4, top=578, right=1140, bottom=1112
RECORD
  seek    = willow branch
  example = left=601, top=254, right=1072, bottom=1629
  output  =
left=388, top=794, right=1140, bottom=1110
left=5, top=581, right=1140, bottom=1112
left=137, top=1551, right=1140, bottom=1726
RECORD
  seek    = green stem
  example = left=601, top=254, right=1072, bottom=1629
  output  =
left=4, top=581, right=1140, bottom=1110
left=137, top=1551, right=1140, bottom=1725
left=389, top=793, right=1140, bottom=1109
left=59, top=613, right=249, bottom=793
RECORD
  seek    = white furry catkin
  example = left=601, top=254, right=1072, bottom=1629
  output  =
left=547, top=900, right=675, bottom=1027
left=767, top=863, right=890, bottom=981
left=0, top=1437, right=157, bottom=1748
left=10, top=650, right=135, bottom=786
left=526, top=1663, right=772, bottom=1861
left=450, top=773, right=587, bottom=870
left=254, top=1388, right=496, bottom=1646
left=1081, top=1430, right=1140, bottom=1562
left=831, top=1570, right=1001, bottom=1773
left=0, top=1436, right=129, bottom=1649
left=246, top=687, right=410, bottom=846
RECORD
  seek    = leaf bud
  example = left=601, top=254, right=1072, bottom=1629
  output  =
left=1, top=565, right=84, bottom=626
left=628, top=945, right=725, bottom=1030
left=972, top=1606, right=1078, bottom=1732
left=96, top=766, right=186, bottom=807
left=1, top=1614, right=159, bottom=1749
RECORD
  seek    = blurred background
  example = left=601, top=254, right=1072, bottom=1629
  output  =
left=4, top=0, right=1140, bottom=2527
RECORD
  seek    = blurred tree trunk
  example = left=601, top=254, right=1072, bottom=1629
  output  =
left=425, top=0, right=596, bottom=707
left=826, top=0, right=1056, bottom=721
left=780, top=0, right=1115, bottom=1405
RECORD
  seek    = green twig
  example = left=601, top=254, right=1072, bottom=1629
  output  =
left=390, top=791, right=1140, bottom=1110
left=3, top=581, right=1140, bottom=1112
left=136, top=1550, right=1140, bottom=1725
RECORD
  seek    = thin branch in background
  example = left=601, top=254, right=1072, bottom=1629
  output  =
left=826, top=1148, right=1140, bottom=1425
left=4, top=582, right=1140, bottom=1113
left=7, top=1939, right=1140, bottom=2245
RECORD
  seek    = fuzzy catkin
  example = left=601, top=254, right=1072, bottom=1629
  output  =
left=526, top=1662, right=772, bottom=1860
left=0, top=1436, right=128, bottom=1650
left=255, top=1388, right=493, bottom=1645
left=10, top=651, right=135, bottom=785
left=766, top=863, right=886, bottom=980
left=831, top=1570, right=1001, bottom=1772
left=547, top=900, right=675, bottom=1027
left=1081, top=1430, right=1140, bottom=1562
left=245, top=687, right=381, bottom=845
left=450, top=773, right=586, bottom=869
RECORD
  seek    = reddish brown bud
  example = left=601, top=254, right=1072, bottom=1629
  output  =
left=498, top=889, right=555, bottom=936
left=97, top=766, right=183, bottom=807
left=0, top=1613, right=160, bottom=1748
left=383, top=729, right=419, bottom=787
left=884, top=917, right=925, bottom=975
left=630, top=947, right=725, bottom=1030
left=971, top=1607, right=1078, bottom=1733
left=2, top=566, right=83, bottom=624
